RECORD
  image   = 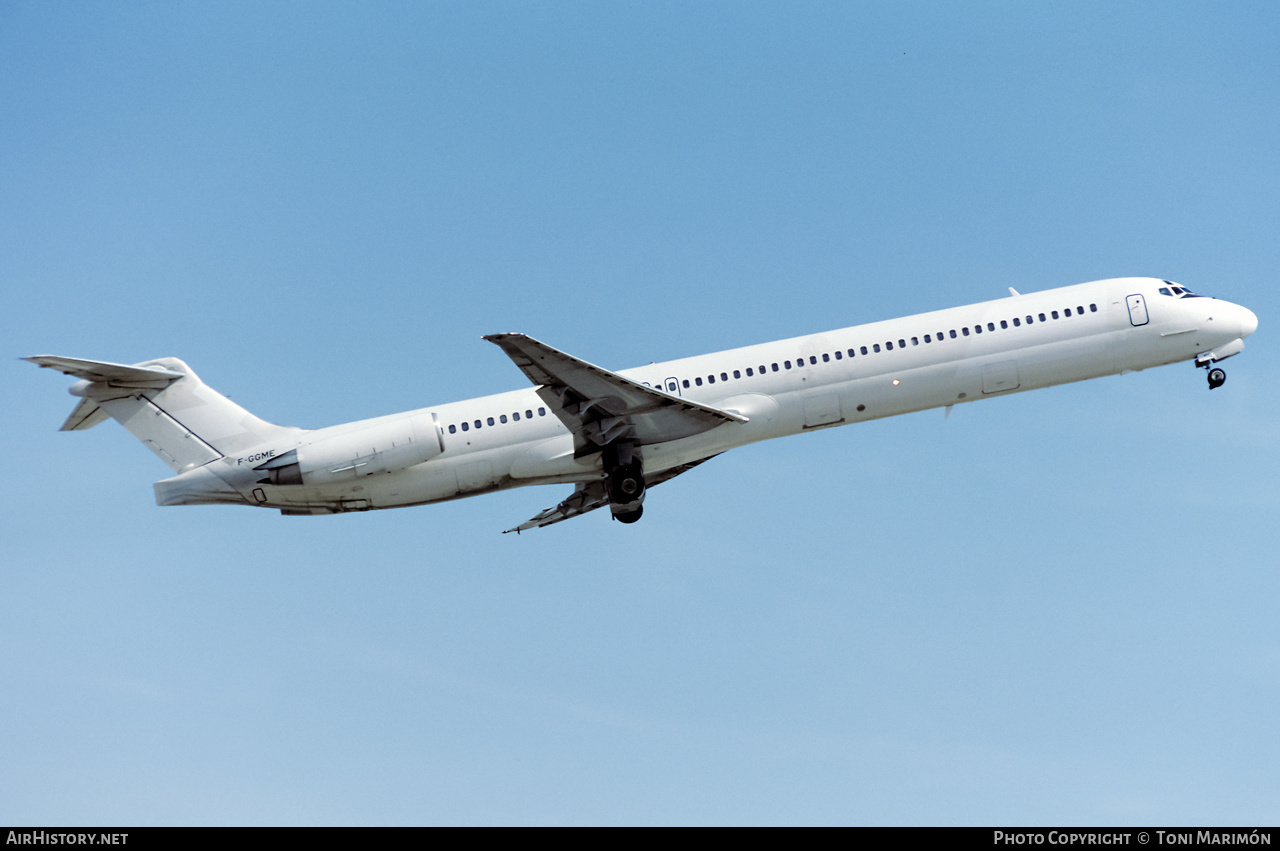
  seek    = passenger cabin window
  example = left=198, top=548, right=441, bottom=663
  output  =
left=449, top=424, right=457, bottom=434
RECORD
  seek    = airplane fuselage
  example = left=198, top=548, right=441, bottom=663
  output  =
left=141, top=277, right=1256, bottom=523
left=29, top=276, right=1256, bottom=530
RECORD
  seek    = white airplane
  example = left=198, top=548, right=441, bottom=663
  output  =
left=28, top=277, right=1257, bottom=532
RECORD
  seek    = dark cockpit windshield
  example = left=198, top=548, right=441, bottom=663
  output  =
left=1158, top=280, right=1204, bottom=298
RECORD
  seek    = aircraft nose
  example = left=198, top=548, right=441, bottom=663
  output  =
left=1240, top=305, right=1259, bottom=338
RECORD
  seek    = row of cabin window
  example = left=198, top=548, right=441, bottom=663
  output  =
left=676, top=302, right=1098, bottom=388
left=446, top=406, right=548, bottom=434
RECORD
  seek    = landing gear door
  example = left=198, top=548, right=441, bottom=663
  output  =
left=663, top=377, right=682, bottom=397
left=1126, top=294, right=1150, bottom=327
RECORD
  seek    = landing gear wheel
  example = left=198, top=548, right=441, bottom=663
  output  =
left=618, top=473, right=642, bottom=497
left=1207, top=367, right=1226, bottom=390
left=613, top=506, right=643, bottom=524
left=607, top=461, right=645, bottom=505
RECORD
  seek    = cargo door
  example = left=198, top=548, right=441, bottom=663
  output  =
left=802, top=393, right=843, bottom=428
left=456, top=460, right=495, bottom=493
left=982, top=361, right=1021, bottom=394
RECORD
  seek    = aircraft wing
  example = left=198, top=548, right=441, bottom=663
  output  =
left=484, top=333, right=746, bottom=455
left=504, top=455, right=719, bottom=533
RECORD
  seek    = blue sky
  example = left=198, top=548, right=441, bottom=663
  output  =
left=3, top=1, right=1278, bottom=825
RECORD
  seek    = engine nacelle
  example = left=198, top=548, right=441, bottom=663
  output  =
left=256, top=413, right=442, bottom=486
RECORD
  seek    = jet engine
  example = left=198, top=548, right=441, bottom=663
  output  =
left=255, top=413, right=442, bottom=486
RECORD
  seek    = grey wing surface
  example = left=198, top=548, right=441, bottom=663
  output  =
left=504, top=455, right=720, bottom=533
left=484, top=333, right=745, bottom=457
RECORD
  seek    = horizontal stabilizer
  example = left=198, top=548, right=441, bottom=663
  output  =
left=24, top=355, right=184, bottom=388
left=59, top=398, right=110, bottom=431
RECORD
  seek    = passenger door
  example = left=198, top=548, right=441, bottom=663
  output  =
left=1126, top=294, right=1150, bottom=327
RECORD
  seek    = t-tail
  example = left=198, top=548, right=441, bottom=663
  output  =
left=25, top=355, right=302, bottom=502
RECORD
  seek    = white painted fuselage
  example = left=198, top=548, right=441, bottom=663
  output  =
left=30, top=277, right=1258, bottom=529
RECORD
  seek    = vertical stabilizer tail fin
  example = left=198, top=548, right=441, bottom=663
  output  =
left=26, top=355, right=300, bottom=473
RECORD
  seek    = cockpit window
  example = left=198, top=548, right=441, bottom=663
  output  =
left=1160, top=281, right=1202, bottom=298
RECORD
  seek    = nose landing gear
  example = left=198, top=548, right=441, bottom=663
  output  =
left=1207, top=367, right=1226, bottom=390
